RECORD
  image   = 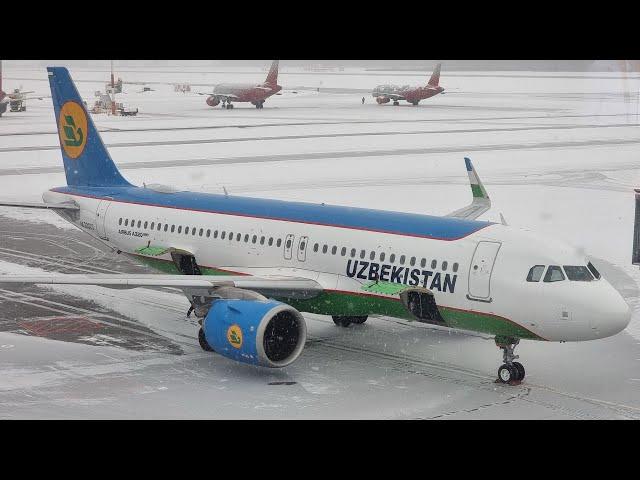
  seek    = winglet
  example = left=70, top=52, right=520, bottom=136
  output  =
left=446, top=157, right=491, bottom=220
left=465, top=157, right=489, bottom=201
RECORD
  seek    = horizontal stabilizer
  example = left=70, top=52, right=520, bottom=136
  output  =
left=446, top=157, right=491, bottom=220
left=0, top=200, right=79, bottom=210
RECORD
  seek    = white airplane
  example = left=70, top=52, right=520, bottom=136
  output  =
left=0, top=67, right=631, bottom=384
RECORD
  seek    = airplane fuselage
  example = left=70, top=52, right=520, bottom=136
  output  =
left=209, top=83, right=282, bottom=105
left=42, top=185, right=630, bottom=344
left=372, top=84, right=445, bottom=104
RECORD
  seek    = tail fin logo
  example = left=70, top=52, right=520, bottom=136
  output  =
left=58, top=101, right=88, bottom=159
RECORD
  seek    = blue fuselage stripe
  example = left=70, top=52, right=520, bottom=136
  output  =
left=52, top=186, right=493, bottom=240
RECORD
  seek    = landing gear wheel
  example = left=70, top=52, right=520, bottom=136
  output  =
left=350, top=316, right=368, bottom=324
left=498, top=364, right=516, bottom=383
left=495, top=336, right=523, bottom=384
left=198, top=328, right=214, bottom=352
left=513, top=362, right=525, bottom=381
left=332, top=316, right=352, bottom=327
left=393, top=100, right=399, bottom=106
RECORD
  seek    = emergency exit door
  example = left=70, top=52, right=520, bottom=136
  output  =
left=468, top=241, right=501, bottom=300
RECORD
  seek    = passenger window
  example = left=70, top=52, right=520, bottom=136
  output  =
left=380, top=252, right=385, bottom=262
left=341, top=247, right=346, bottom=256
left=442, top=261, right=448, bottom=271
left=410, top=257, right=416, bottom=266
left=164, top=225, right=168, bottom=232
left=236, top=233, right=241, bottom=241
left=137, top=221, right=141, bottom=228
left=431, top=260, right=437, bottom=269
left=229, top=232, right=233, bottom=240
left=151, top=222, right=155, bottom=230
left=370, top=251, right=375, bottom=260
left=277, top=239, right=282, bottom=247
left=124, top=219, right=128, bottom=226
left=206, top=229, right=211, bottom=237
left=453, top=263, right=459, bottom=273
left=332, top=246, right=337, bottom=255
left=563, top=266, right=594, bottom=282
left=314, top=243, right=319, bottom=252
left=171, top=225, right=175, bottom=233
left=268, top=237, right=273, bottom=246
left=214, top=230, right=218, bottom=238
left=526, top=265, right=545, bottom=282
left=199, top=228, right=203, bottom=236
left=390, top=254, right=396, bottom=263
left=144, top=222, right=148, bottom=229
left=252, top=235, right=257, bottom=243
left=351, top=248, right=356, bottom=258
left=185, top=227, right=190, bottom=235
left=157, top=223, right=161, bottom=231
left=131, top=219, right=135, bottom=226
left=286, top=239, right=292, bottom=249
left=221, top=231, right=226, bottom=239
left=400, top=255, right=405, bottom=265
left=118, top=218, right=122, bottom=225
left=301, top=241, right=306, bottom=250
left=360, top=250, right=366, bottom=259
left=260, top=236, right=265, bottom=245
left=245, top=234, right=249, bottom=243
left=544, top=266, right=565, bottom=282
left=421, top=258, right=426, bottom=268
left=587, top=262, right=601, bottom=280
left=192, top=228, right=197, bottom=236
left=322, top=245, right=328, bottom=254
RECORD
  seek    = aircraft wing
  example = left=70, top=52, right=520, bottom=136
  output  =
left=0, top=200, right=79, bottom=211
left=375, top=93, right=405, bottom=101
left=446, top=158, right=491, bottom=220
left=196, top=92, right=240, bottom=101
left=0, top=273, right=323, bottom=299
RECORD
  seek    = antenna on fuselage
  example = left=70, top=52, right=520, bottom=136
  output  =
left=223, top=186, right=229, bottom=196
left=500, top=213, right=509, bottom=226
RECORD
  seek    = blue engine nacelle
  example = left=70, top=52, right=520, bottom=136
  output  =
left=202, top=299, right=307, bottom=368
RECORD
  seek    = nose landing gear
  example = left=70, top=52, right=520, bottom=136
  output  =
left=495, top=336, right=525, bottom=384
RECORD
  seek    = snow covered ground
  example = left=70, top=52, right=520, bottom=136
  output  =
left=1, top=63, right=640, bottom=418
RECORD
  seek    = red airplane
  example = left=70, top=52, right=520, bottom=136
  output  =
left=201, top=60, right=281, bottom=109
left=0, top=60, right=7, bottom=117
left=372, top=63, right=444, bottom=106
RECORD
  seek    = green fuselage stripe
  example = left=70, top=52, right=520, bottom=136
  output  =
left=132, top=253, right=542, bottom=340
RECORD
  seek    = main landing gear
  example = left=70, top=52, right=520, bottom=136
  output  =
left=393, top=100, right=400, bottom=106
left=495, top=336, right=525, bottom=384
left=254, top=100, right=265, bottom=109
left=198, top=328, right=214, bottom=352
left=332, top=316, right=368, bottom=327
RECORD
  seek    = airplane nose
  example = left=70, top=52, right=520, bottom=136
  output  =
left=593, top=287, right=631, bottom=339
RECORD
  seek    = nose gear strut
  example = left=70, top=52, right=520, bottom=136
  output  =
left=495, top=336, right=525, bottom=384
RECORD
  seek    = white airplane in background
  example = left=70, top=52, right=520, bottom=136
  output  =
left=0, top=67, right=631, bottom=384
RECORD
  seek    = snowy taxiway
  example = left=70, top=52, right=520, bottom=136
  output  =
left=1, top=64, right=640, bottom=418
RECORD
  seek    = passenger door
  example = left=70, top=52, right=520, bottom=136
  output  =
left=468, top=241, right=501, bottom=301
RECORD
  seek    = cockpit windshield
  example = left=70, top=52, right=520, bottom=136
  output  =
left=587, top=262, right=601, bottom=279
left=563, top=266, right=594, bottom=281
left=544, top=265, right=565, bottom=282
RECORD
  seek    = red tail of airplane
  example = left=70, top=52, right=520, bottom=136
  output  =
left=265, top=60, right=279, bottom=86
left=427, top=63, right=441, bottom=87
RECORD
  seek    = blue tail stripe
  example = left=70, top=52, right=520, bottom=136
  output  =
left=47, top=67, right=131, bottom=187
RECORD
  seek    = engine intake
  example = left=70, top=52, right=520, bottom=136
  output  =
left=206, top=96, right=220, bottom=107
left=376, top=96, right=390, bottom=104
left=202, top=299, right=306, bottom=368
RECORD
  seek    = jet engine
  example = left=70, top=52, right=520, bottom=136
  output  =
left=202, top=299, right=307, bottom=368
left=376, top=96, right=390, bottom=104
left=206, top=96, right=220, bottom=107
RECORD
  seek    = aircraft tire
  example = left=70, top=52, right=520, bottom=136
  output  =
left=393, top=101, right=399, bottom=106
left=332, top=316, right=352, bottom=327
left=498, top=364, right=516, bottom=383
left=350, top=316, right=368, bottom=324
left=198, top=328, right=215, bottom=352
left=513, top=362, right=525, bottom=381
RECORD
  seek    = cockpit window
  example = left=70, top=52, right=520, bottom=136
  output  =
left=543, top=265, right=565, bottom=282
left=587, top=262, right=601, bottom=280
left=563, top=266, right=594, bottom=282
left=526, top=265, right=545, bottom=282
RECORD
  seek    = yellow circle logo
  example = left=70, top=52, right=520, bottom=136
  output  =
left=226, top=324, right=243, bottom=349
left=58, top=101, right=88, bottom=159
